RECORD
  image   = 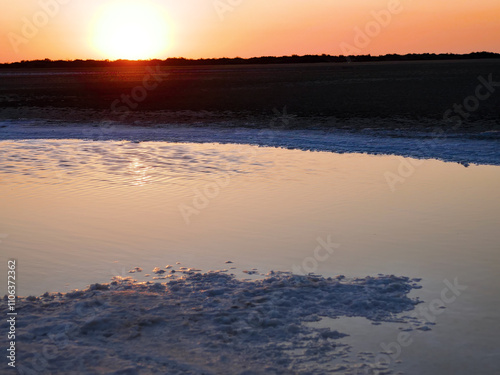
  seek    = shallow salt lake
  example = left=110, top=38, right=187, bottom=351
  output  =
left=1, top=139, right=500, bottom=374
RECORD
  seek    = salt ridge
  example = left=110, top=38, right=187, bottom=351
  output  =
left=1, top=120, right=499, bottom=166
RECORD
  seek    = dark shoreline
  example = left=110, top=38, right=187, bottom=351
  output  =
left=1, top=60, right=499, bottom=134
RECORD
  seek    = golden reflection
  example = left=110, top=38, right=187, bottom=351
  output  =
left=127, top=158, right=153, bottom=186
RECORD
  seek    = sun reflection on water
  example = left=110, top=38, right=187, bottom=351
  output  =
left=127, top=158, right=153, bottom=186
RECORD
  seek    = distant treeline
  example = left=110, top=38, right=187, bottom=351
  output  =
left=1, top=52, right=499, bottom=68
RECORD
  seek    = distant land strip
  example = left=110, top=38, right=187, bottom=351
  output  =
left=1, top=52, right=499, bottom=68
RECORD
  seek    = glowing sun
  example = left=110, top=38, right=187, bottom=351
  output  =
left=91, top=1, right=170, bottom=60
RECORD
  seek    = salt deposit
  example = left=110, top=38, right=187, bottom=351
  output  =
left=1, top=120, right=499, bottom=166
left=2, top=269, right=425, bottom=374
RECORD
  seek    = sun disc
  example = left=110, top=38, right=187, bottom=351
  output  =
left=91, top=1, right=170, bottom=60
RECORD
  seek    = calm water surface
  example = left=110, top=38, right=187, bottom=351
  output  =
left=0, top=139, right=499, bottom=374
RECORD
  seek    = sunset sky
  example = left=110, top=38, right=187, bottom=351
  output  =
left=1, top=0, right=499, bottom=63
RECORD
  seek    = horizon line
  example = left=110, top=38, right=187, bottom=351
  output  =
left=1, top=51, right=499, bottom=66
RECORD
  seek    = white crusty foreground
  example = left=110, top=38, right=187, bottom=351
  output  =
left=3, top=270, right=424, bottom=374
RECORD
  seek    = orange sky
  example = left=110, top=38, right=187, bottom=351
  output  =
left=1, top=0, right=499, bottom=63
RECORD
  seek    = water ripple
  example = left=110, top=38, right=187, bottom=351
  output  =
left=0, top=140, right=271, bottom=192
